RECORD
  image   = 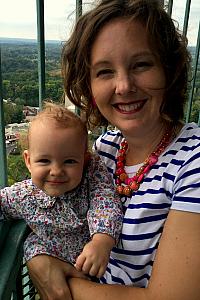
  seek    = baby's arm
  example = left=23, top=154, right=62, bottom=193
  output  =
left=77, top=154, right=123, bottom=278
left=75, top=233, right=115, bottom=278
left=0, top=183, right=25, bottom=220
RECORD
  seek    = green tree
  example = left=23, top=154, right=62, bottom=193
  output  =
left=12, top=105, right=25, bottom=123
left=1, top=42, right=62, bottom=105
left=3, top=102, right=25, bottom=125
left=3, top=103, right=12, bottom=124
left=14, top=97, right=25, bottom=106
left=190, top=98, right=200, bottom=123
left=2, top=80, right=11, bottom=99
left=7, top=155, right=30, bottom=186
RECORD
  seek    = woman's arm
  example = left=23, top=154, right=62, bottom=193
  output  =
left=27, top=210, right=200, bottom=300
left=68, top=210, right=200, bottom=300
left=27, top=255, right=87, bottom=300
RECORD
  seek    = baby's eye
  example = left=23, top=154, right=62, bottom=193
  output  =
left=37, top=159, right=50, bottom=164
left=64, top=159, right=77, bottom=164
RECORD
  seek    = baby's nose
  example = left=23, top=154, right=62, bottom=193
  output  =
left=50, top=164, right=63, bottom=176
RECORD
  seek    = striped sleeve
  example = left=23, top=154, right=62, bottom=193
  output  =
left=172, top=137, right=200, bottom=212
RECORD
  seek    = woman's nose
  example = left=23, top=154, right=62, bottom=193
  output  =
left=115, top=73, right=136, bottom=95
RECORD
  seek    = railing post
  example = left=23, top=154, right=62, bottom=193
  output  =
left=167, top=0, right=173, bottom=16
left=76, top=0, right=82, bottom=20
left=186, top=21, right=200, bottom=123
left=0, top=45, right=8, bottom=188
left=36, top=0, right=45, bottom=109
left=182, top=0, right=191, bottom=37
left=75, top=0, right=82, bottom=116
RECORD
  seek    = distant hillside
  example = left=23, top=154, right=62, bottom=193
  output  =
left=0, top=37, right=62, bottom=45
left=0, top=37, right=37, bottom=44
left=1, top=39, right=63, bottom=107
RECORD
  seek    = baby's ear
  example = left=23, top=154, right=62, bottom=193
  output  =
left=23, top=150, right=31, bottom=173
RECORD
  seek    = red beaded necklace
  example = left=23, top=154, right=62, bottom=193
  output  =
left=115, top=129, right=172, bottom=197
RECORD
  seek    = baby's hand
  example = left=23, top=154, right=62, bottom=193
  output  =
left=75, top=233, right=115, bottom=278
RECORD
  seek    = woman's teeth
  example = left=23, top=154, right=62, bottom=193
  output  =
left=117, top=102, right=143, bottom=112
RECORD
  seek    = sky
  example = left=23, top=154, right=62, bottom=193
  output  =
left=0, top=0, right=199, bottom=45
left=0, top=0, right=79, bottom=41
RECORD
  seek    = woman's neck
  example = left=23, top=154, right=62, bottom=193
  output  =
left=123, top=122, right=170, bottom=166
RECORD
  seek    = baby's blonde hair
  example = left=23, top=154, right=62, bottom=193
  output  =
left=28, top=102, right=88, bottom=149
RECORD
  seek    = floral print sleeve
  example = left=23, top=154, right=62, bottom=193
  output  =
left=24, top=232, right=71, bottom=263
left=87, top=154, right=123, bottom=242
left=0, top=182, right=28, bottom=220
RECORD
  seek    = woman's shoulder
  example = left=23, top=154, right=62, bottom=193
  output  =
left=168, top=123, right=200, bottom=213
left=173, top=122, right=200, bottom=151
left=179, top=122, right=200, bottom=136
left=165, top=122, right=200, bottom=166
left=93, top=130, right=123, bottom=175
left=94, top=129, right=123, bottom=152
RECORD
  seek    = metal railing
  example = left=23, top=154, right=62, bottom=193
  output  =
left=0, top=220, right=38, bottom=299
left=0, top=0, right=199, bottom=298
left=167, top=0, right=200, bottom=125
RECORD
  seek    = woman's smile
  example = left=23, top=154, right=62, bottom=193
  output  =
left=113, top=99, right=147, bottom=114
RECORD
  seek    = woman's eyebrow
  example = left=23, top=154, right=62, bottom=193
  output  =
left=130, top=51, right=154, bottom=59
left=91, top=60, right=111, bottom=70
left=91, top=51, right=155, bottom=69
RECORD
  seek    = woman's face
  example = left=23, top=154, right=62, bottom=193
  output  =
left=90, top=18, right=166, bottom=137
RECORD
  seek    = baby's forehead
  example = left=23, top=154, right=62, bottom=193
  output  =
left=31, top=116, right=57, bottom=126
left=30, top=117, right=61, bottom=129
left=29, top=117, right=85, bottom=139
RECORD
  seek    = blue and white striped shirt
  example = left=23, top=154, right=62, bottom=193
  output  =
left=95, top=122, right=200, bottom=287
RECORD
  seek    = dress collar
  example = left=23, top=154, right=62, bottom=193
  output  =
left=29, top=180, right=78, bottom=209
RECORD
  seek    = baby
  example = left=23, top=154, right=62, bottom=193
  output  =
left=0, top=102, right=123, bottom=278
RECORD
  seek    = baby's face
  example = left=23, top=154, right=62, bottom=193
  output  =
left=24, top=121, right=86, bottom=197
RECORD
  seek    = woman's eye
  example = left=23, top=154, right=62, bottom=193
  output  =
left=96, top=69, right=113, bottom=77
left=132, top=61, right=153, bottom=70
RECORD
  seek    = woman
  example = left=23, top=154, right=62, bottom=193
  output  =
left=27, top=0, right=200, bottom=299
